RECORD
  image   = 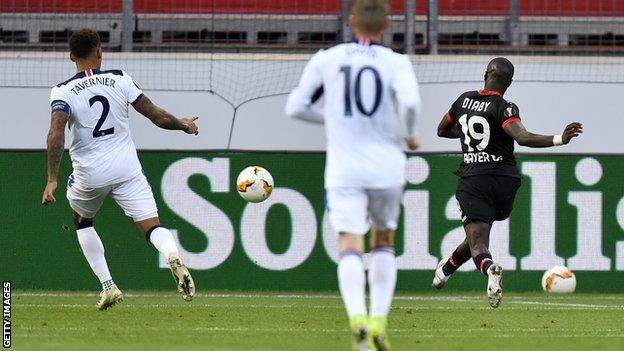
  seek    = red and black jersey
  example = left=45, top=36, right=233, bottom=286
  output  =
left=446, top=90, right=521, bottom=178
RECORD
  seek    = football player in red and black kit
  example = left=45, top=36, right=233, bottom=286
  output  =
left=432, top=57, right=582, bottom=308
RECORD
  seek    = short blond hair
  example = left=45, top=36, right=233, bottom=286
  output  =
left=352, top=0, right=390, bottom=34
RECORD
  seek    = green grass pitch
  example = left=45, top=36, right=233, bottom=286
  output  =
left=12, top=291, right=624, bottom=351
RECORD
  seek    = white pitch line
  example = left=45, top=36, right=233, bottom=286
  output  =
left=16, top=302, right=623, bottom=311
left=12, top=333, right=624, bottom=339
left=15, top=303, right=451, bottom=309
left=509, top=300, right=620, bottom=309
left=17, top=325, right=624, bottom=333
left=21, top=291, right=624, bottom=301
left=16, top=303, right=344, bottom=309
left=17, top=292, right=344, bottom=298
left=7, top=292, right=510, bottom=302
left=14, top=292, right=624, bottom=309
left=506, top=295, right=624, bottom=301
left=15, top=292, right=481, bottom=300
left=14, top=326, right=624, bottom=337
left=13, top=333, right=624, bottom=339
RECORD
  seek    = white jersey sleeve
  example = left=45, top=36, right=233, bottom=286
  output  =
left=391, top=55, right=421, bottom=137
left=285, top=50, right=325, bottom=123
left=120, top=70, right=144, bottom=104
left=50, top=86, right=72, bottom=116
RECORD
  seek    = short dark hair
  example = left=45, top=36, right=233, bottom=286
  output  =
left=485, top=57, right=514, bottom=87
left=69, top=29, right=101, bottom=59
left=353, top=0, right=390, bottom=34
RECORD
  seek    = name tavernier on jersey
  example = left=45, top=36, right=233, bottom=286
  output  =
left=69, top=76, right=116, bottom=95
left=447, top=90, right=521, bottom=178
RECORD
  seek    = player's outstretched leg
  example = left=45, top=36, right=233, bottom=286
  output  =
left=143, top=222, right=195, bottom=301
left=337, top=246, right=368, bottom=351
left=74, top=216, right=123, bottom=310
left=367, top=243, right=396, bottom=351
left=466, top=221, right=503, bottom=308
left=433, top=239, right=471, bottom=289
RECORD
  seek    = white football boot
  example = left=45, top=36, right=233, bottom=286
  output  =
left=168, top=253, right=195, bottom=302
left=432, top=260, right=451, bottom=290
left=486, top=263, right=503, bottom=308
left=96, top=284, right=123, bottom=311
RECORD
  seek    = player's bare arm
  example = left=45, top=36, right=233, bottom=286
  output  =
left=405, top=135, right=421, bottom=150
left=436, top=113, right=461, bottom=139
left=42, top=110, right=69, bottom=204
left=132, top=94, right=199, bottom=135
left=504, top=121, right=582, bottom=147
left=402, top=106, right=421, bottom=150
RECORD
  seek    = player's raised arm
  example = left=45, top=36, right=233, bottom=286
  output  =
left=42, top=109, right=69, bottom=204
left=504, top=120, right=582, bottom=147
left=132, top=94, right=199, bottom=135
left=285, top=51, right=324, bottom=124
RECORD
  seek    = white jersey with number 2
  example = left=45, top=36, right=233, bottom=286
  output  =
left=286, top=40, right=422, bottom=189
left=50, top=68, right=144, bottom=188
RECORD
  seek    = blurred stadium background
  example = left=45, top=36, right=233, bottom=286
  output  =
left=2, top=2, right=624, bottom=350
left=3, top=1, right=624, bottom=101
left=1, top=0, right=623, bottom=293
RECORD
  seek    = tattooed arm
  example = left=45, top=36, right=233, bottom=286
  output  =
left=42, top=110, right=69, bottom=204
left=132, top=94, right=199, bottom=135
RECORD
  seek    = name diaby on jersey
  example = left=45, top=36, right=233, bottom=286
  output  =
left=461, top=97, right=491, bottom=112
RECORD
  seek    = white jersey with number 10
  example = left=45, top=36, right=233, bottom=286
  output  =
left=286, top=41, right=422, bottom=189
left=50, top=69, right=144, bottom=188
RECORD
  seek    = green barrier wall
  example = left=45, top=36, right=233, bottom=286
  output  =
left=2, top=152, right=623, bottom=292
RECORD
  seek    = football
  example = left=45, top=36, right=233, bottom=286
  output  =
left=541, top=266, right=577, bottom=293
left=236, top=166, right=274, bottom=203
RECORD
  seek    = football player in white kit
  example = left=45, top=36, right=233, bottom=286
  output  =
left=285, top=1, right=421, bottom=349
left=41, top=29, right=197, bottom=310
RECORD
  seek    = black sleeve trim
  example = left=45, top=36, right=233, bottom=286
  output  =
left=311, top=86, right=324, bottom=103
left=131, top=93, right=145, bottom=106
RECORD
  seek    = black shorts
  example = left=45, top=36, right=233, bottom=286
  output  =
left=455, top=175, right=521, bottom=225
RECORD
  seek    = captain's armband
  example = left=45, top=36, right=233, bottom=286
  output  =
left=51, top=100, right=71, bottom=116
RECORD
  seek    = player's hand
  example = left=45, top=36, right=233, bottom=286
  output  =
left=562, top=122, right=583, bottom=144
left=181, top=116, right=199, bottom=135
left=406, top=135, right=421, bottom=151
left=42, top=181, right=58, bottom=205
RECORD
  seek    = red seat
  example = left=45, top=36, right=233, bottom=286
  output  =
left=1, top=0, right=623, bottom=16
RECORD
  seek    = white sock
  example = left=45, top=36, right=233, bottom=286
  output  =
left=76, top=227, right=113, bottom=286
left=148, top=226, right=179, bottom=258
left=338, top=252, right=367, bottom=318
left=368, top=247, right=397, bottom=318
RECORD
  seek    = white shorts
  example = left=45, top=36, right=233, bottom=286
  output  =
left=326, top=186, right=404, bottom=235
left=66, top=173, right=158, bottom=221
